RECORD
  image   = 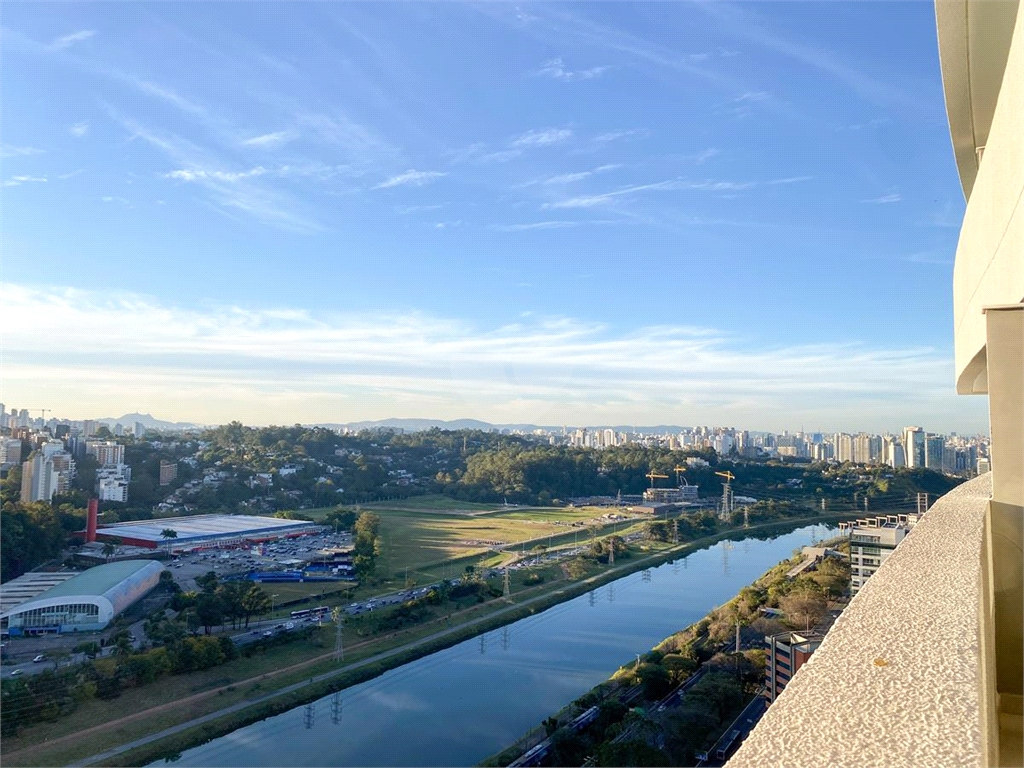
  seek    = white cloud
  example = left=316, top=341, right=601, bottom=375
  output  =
left=545, top=175, right=810, bottom=208
left=0, top=283, right=977, bottom=431
left=101, top=196, right=130, bottom=204
left=49, top=30, right=96, bottom=50
left=512, top=128, right=573, bottom=147
left=69, top=122, right=90, bottom=137
left=490, top=221, right=581, bottom=232
left=732, top=91, right=772, bottom=102
left=594, top=128, right=651, bottom=143
left=533, top=58, right=612, bottom=81
left=165, top=167, right=268, bottom=183
left=242, top=131, right=295, bottom=148
left=519, top=164, right=622, bottom=187
left=375, top=170, right=447, bottom=189
left=1, top=144, right=45, bottom=158
left=3, top=175, right=47, bottom=187
left=862, top=192, right=902, bottom=204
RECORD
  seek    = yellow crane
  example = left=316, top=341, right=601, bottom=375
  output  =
left=672, top=465, right=689, bottom=486
left=715, top=471, right=735, bottom=483
left=645, top=470, right=669, bottom=489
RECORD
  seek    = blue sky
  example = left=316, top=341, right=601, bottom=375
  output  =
left=0, top=2, right=988, bottom=433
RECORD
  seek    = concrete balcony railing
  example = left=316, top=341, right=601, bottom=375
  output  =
left=728, top=473, right=1022, bottom=768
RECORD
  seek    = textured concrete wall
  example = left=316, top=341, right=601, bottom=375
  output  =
left=945, top=2, right=1024, bottom=393
left=728, top=475, right=992, bottom=768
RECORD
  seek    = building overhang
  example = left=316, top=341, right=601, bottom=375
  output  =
left=935, top=0, right=1020, bottom=200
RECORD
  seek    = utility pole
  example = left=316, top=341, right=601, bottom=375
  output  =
left=735, top=620, right=741, bottom=653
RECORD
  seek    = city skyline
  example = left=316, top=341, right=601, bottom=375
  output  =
left=1, top=2, right=987, bottom=433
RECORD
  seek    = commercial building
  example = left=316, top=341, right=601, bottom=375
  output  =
left=764, top=631, right=824, bottom=703
left=839, top=513, right=922, bottom=595
left=0, top=560, right=164, bottom=635
left=642, top=485, right=699, bottom=504
left=903, top=426, right=926, bottom=468
left=90, top=513, right=324, bottom=552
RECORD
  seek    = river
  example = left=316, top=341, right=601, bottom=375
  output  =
left=160, top=523, right=838, bottom=767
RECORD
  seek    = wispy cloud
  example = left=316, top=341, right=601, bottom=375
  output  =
left=165, top=167, right=268, bottom=183
left=594, top=128, right=651, bottom=143
left=519, top=164, right=622, bottom=187
left=1, top=144, right=45, bottom=158
left=862, top=192, right=901, bottom=204
left=0, top=283, right=966, bottom=429
left=512, top=128, right=573, bottom=147
left=101, top=195, right=130, bottom=205
left=489, top=221, right=582, bottom=232
left=69, top=122, right=90, bottom=137
left=49, top=30, right=95, bottom=50
left=533, top=58, right=612, bottom=81
left=241, top=131, right=296, bottom=148
left=375, top=169, right=447, bottom=189
left=545, top=175, right=807, bottom=209
left=3, top=175, right=47, bottom=187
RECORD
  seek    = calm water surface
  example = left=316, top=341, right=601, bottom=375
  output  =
left=162, top=524, right=838, bottom=767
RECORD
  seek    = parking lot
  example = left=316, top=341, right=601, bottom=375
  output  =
left=168, top=528, right=353, bottom=590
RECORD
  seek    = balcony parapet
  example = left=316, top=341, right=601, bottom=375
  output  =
left=728, top=473, right=993, bottom=768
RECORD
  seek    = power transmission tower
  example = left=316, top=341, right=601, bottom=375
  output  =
left=672, top=519, right=679, bottom=544
left=608, top=541, right=615, bottom=565
left=332, top=608, right=344, bottom=662
left=503, top=567, right=511, bottom=597
left=331, top=692, right=343, bottom=725
left=303, top=702, right=315, bottom=729
left=916, top=492, right=929, bottom=515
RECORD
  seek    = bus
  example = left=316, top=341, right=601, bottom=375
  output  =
left=290, top=606, right=330, bottom=620
left=716, top=729, right=742, bottom=761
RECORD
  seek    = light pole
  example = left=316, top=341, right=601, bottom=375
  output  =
left=270, top=594, right=279, bottom=625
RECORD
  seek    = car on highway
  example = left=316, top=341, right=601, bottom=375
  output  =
left=10, top=669, right=23, bottom=676
left=262, top=630, right=273, bottom=637
left=32, top=654, right=46, bottom=663
left=285, top=621, right=295, bottom=629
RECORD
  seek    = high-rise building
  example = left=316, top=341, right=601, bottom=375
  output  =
left=0, top=437, right=24, bottom=468
left=925, top=435, right=945, bottom=471
left=87, top=440, right=125, bottom=467
left=765, top=631, right=825, bottom=703
left=840, top=513, right=922, bottom=595
left=159, top=460, right=178, bottom=486
left=903, top=426, right=926, bottom=468
left=134, top=421, right=146, bottom=439
left=113, top=422, right=124, bottom=437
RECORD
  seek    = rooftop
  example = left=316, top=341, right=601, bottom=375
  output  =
left=0, top=572, right=78, bottom=614
left=96, top=513, right=321, bottom=543
left=1, top=561, right=163, bottom=614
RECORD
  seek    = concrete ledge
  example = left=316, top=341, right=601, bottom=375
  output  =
left=729, top=474, right=992, bottom=768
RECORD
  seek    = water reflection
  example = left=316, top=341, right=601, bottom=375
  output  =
left=160, top=525, right=838, bottom=768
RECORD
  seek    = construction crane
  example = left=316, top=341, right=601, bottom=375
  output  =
left=645, top=470, right=669, bottom=490
left=28, top=408, right=51, bottom=419
left=672, top=465, right=689, bottom=486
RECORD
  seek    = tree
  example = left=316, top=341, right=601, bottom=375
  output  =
left=241, top=585, right=272, bottom=627
left=195, top=592, right=223, bottom=635
left=780, top=584, right=828, bottom=631
left=160, top=528, right=178, bottom=554
left=101, top=537, right=122, bottom=561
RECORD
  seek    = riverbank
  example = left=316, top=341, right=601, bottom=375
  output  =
left=481, top=533, right=852, bottom=767
left=4, top=513, right=855, bottom=768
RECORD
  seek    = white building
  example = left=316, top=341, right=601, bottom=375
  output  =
left=0, top=437, right=23, bottom=468
left=96, top=464, right=131, bottom=502
left=839, top=513, right=923, bottom=595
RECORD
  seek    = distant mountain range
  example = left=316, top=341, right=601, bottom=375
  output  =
left=97, top=412, right=206, bottom=431
left=92, top=413, right=714, bottom=436
left=317, top=418, right=701, bottom=435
